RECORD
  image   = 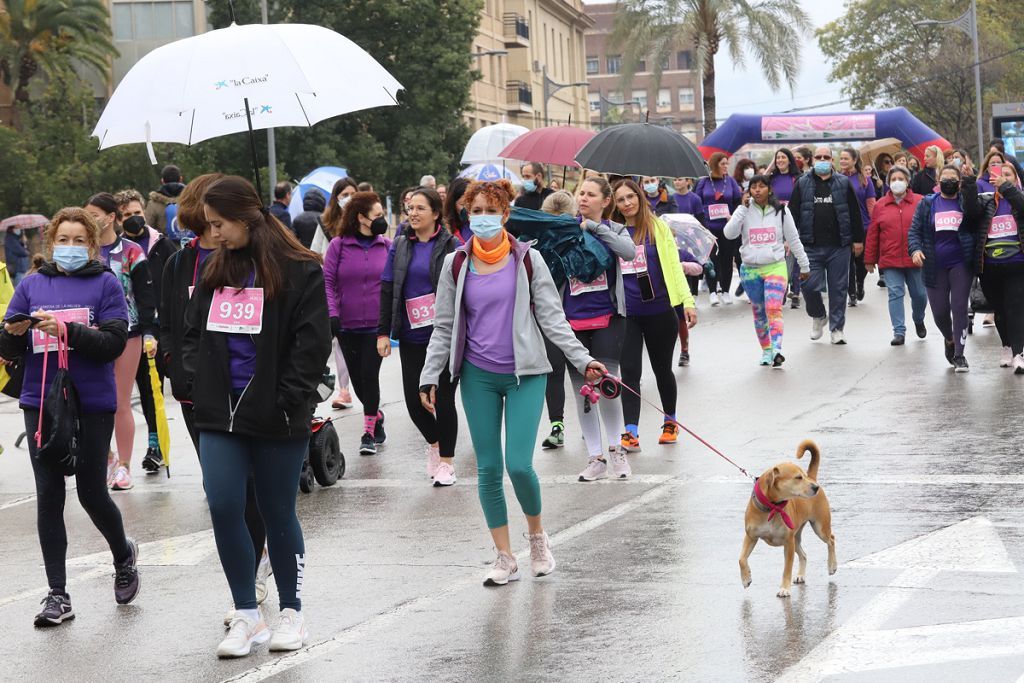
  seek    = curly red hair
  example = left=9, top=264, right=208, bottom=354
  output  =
left=462, top=179, right=516, bottom=213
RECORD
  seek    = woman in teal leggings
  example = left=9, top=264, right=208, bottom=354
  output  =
left=420, top=179, right=606, bottom=586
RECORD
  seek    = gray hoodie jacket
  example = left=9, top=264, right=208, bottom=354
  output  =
left=420, top=238, right=595, bottom=386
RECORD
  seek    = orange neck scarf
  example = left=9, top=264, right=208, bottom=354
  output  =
left=471, top=230, right=511, bottom=264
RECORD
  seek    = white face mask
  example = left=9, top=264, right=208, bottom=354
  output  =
left=743, top=167, right=755, bottom=180
left=337, top=195, right=351, bottom=210
left=890, top=180, right=908, bottom=195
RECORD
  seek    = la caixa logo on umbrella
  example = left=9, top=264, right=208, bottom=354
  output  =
left=222, top=103, right=273, bottom=121
left=214, top=74, right=271, bottom=90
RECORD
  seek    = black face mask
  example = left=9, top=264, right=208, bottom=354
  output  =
left=369, top=217, right=389, bottom=235
left=940, top=178, right=960, bottom=196
left=122, top=215, right=146, bottom=236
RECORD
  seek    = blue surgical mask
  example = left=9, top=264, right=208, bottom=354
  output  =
left=522, top=179, right=537, bottom=193
left=468, top=213, right=503, bottom=239
left=814, top=161, right=833, bottom=175
left=643, top=183, right=659, bottom=195
left=53, top=245, right=89, bottom=272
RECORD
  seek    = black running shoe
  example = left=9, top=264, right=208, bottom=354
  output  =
left=953, top=355, right=970, bottom=373
left=373, top=410, right=387, bottom=446
left=891, top=335, right=905, bottom=346
left=915, top=321, right=927, bottom=339
left=541, top=422, right=565, bottom=449
left=734, top=283, right=744, bottom=297
left=772, top=353, right=785, bottom=368
left=678, top=351, right=690, bottom=367
left=141, top=446, right=162, bottom=474
left=34, top=590, right=74, bottom=627
left=114, top=537, right=140, bottom=605
left=944, top=339, right=956, bottom=366
left=789, top=295, right=801, bottom=310
left=877, top=278, right=886, bottom=288
left=848, top=295, right=858, bottom=307
left=359, top=432, right=376, bottom=456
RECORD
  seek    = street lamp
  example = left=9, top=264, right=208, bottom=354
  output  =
left=542, top=65, right=588, bottom=127
left=914, top=0, right=984, bottom=161
left=598, top=95, right=641, bottom=127
left=470, top=50, right=509, bottom=58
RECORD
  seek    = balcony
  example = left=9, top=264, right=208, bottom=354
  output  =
left=503, top=13, right=529, bottom=48
left=506, top=80, right=533, bottom=113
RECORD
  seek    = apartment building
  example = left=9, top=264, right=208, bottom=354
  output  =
left=583, top=2, right=703, bottom=140
left=103, top=1, right=208, bottom=93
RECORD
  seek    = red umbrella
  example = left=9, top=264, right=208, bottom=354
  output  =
left=499, top=125, right=596, bottom=168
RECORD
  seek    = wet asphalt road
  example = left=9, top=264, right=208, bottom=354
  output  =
left=2, top=284, right=1024, bottom=682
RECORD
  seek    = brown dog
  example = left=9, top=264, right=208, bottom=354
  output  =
left=739, top=439, right=837, bottom=597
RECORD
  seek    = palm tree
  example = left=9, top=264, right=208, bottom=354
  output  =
left=0, top=0, right=116, bottom=107
left=611, top=0, right=812, bottom=134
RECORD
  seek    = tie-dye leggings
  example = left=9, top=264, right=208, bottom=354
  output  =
left=740, top=261, right=789, bottom=352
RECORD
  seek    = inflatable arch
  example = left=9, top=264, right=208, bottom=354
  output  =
left=698, top=107, right=951, bottom=162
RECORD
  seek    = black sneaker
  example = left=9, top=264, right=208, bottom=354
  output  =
left=734, top=283, right=744, bottom=297
left=856, top=281, right=865, bottom=301
left=891, top=335, right=905, bottom=346
left=877, top=278, right=886, bottom=288
left=848, top=295, right=858, bottom=307
left=953, top=355, right=970, bottom=373
left=944, top=339, right=956, bottom=366
left=373, top=410, right=387, bottom=446
left=34, top=590, right=74, bottom=627
left=141, top=446, right=162, bottom=474
left=789, top=294, right=801, bottom=310
left=359, top=432, right=376, bottom=456
left=114, top=537, right=140, bottom=605
left=541, top=422, right=565, bottom=449
left=772, top=353, right=785, bottom=368
left=678, top=351, right=690, bottom=367
left=915, top=321, right=927, bottom=339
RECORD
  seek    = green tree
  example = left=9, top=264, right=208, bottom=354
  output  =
left=611, top=0, right=812, bottom=133
left=818, top=0, right=1024, bottom=157
left=0, top=0, right=116, bottom=107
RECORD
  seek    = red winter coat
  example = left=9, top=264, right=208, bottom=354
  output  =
left=865, top=191, right=923, bottom=270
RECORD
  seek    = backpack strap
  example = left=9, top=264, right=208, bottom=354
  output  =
left=452, top=245, right=534, bottom=305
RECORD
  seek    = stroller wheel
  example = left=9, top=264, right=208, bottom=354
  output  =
left=310, top=420, right=344, bottom=486
left=299, top=456, right=315, bottom=494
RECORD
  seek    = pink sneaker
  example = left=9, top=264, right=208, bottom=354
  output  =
left=426, top=444, right=441, bottom=479
left=331, top=387, right=353, bottom=410
left=111, top=466, right=133, bottom=491
left=433, top=461, right=456, bottom=487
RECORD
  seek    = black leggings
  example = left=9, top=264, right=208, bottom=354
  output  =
left=24, top=410, right=130, bottom=591
left=707, top=235, right=739, bottom=293
left=849, top=251, right=867, bottom=298
left=135, top=349, right=165, bottom=439
left=399, top=341, right=459, bottom=457
left=543, top=336, right=566, bottom=423
left=621, top=309, right=679, bottom=428
left=182, top=402, right=266, bottom=564
left=338, top=331, right=383, bottom=417
left=980, top=263, right=1024, bottom=355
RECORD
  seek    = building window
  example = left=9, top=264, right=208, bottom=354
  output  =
left=606, top=54, right=622, bottom=74
left=660, top=56, right=670, bottom=70
left=632, top=89, right=648, bottom=111
left=637, top=59, right=646, bottom=73
left=112, top=1, right=195, bottom=41
left=678, top=87, right=695, bottom=110
left=588, top=93, right=601, bottom=112
left=676, top=50, right=693, bottom=70
left=586, top=56, right=598, bottom=75
left=657, top=88, right=671, bottom=112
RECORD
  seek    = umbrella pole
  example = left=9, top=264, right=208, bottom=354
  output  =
left=243, top=97, right=264, bottom=200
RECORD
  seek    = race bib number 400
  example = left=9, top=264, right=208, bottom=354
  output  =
left=405, top=293, right=436, bottom=329
left=989, top=214, right=1019, bottom=240
left=619, top=245, right=649, bottom=275
left=32, top=307, right=90, bottom=353
left=207, top=287, right=264, bottom=334
left=935, top=210, right=963, bottom=232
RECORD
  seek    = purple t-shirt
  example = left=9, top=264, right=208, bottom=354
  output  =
left=977, top=178, right=998, bottom=194
left=462, top=258, right=516, bottom=374
left=225, top=272, right=257, bottom=391
left=622, top=226, right=672, bottom=316
left=844, top=172, right=876, bottom=228
left=673, top=191, right=703, bottom=216
left=381, top=237, right=436, bottom=344
left=5, top=269, right=129, bottom=413
left=695, top=176, right=741, bottom=232
left=771, top=174, right=797, bottom=204
left=562, top=238, right=615, bottom=321
left=931, top=196, right=965, bottom=268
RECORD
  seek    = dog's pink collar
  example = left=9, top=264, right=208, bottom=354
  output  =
left=752, top=479, right=794, bottom=529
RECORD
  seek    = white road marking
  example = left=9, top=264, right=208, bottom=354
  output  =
left=777, top=516, right=1019, bottom=682
left=221, top=479, right=679, bottom=682
left=705, top=474, right=1024, bottom=485
left=0, top=494, right=38, bottom=511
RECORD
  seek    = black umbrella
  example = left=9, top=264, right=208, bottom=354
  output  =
left=575, top=123, right=708, bottom=178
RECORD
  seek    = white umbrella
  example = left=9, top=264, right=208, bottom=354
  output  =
left=92, top=22, right=403, bottom=195
left=460, top=123, right=528, bottom=165
left=459, top=163, right=522, bottom=185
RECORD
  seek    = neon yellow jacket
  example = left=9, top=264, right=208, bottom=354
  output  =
left=651, top=217, right=695, bottom=309
left=0, top=262, right=14, bottom=392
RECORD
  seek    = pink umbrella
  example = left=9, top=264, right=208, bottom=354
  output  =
left=1, top=214, right=48, bottom=231
left=499, top=125, right=596, bottom=168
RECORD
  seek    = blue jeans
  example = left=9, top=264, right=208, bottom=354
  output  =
left=803, top=245, right=852, bottom=332
left=881, top=268, right=927, bottom=336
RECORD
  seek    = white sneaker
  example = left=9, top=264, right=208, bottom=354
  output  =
left=483, top=551, right=519, bottom=586
left=223, top=606, right=235, bottom=628
left=830, top=329, right=846, bottom=345
left=106, top=452, right=118, bottom=486
left=269, top=608, right=309, bottom=652
left=1001, top=347, right=1013, bottom=367
left=698, top=279, right=708, bottom=293
left=111, top=466, right=133, bottom=491
left=578, top=457, right=608, bottom=482
left=1014, top=353, right=1024, bottom=375
left=721, top=292, right=734, bottom=305
left=810, top=317, right=827, bottom=340
left=255, top=546, right=272, bottom=605
left=609, top=448, right=631, bottom=480
left=432, top=461, right=456, bottom=487
left=527, top=531, right=556, bottom=577
left=217, top=613, right=270, bottom=658
left=426, top=444, right=441, bottom=479
left=709, top=292, right=721, bottom=307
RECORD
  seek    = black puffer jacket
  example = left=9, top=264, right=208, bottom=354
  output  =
left=292, top=190, right=327, bottom=249
left=181, top=256, right=332, bottom=438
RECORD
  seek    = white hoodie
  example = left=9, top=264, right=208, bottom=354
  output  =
left=723, top=202, right=810, bottom=271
